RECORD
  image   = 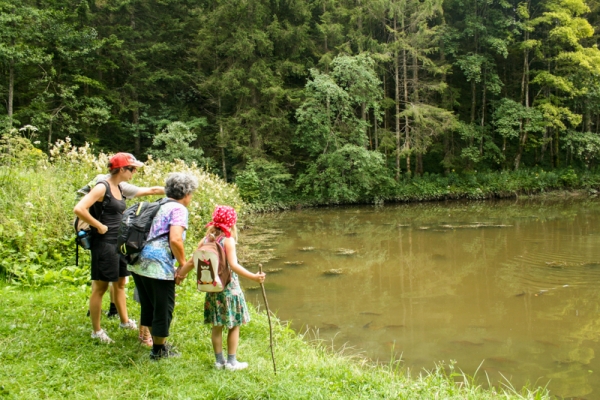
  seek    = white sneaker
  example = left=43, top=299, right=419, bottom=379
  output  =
left=214, top=361, right=226, bottom=370
left=91, top=329, right=114, bottom=343
left=225, top=361, right=248, bottom=371
left=120, top=320, right=138, bottom=330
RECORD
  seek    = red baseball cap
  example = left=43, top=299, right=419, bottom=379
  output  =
left=108, top=153, right=144, bottom=169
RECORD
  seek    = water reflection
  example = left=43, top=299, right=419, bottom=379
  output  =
left=244, top=199, right=600, bottom=398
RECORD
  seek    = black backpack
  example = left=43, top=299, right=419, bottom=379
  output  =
left=117, top=198, right=175, bottom=264
left=73, top=180, right=117, bottom=265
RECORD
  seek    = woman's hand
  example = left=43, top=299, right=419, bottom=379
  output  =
left=96, top=224, right=108, bottom=235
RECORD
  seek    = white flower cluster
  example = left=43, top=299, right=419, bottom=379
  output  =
left=47, top=138, right=244, bottom=230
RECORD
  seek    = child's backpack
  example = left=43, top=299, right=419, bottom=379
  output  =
left=73, top=179, right=113, bottom=265
left=117, top=198, right=175, bottom=264
left=194, top=235, right=231, bottom=292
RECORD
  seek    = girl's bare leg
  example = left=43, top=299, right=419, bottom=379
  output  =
left=212, top=326, right=224, bottom=354
left=226, top=326, right=240, bottom=355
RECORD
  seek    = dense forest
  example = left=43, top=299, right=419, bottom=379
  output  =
left=2, top=0, right=600, bottom=203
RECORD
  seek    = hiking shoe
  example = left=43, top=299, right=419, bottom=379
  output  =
left=225, top=361, right=248, bottom=371
left=214, top=361, right=226, bottom=370
left=106, top=309, right=119, bottom=319
left=91, top=329, right=114, bottom=344
left=119, top=320, right=138, bottom=330
left=150, top=345, right=180, bottom=360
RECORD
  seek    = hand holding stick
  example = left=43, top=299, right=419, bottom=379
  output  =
left=259, top=263, right=276, bottom=375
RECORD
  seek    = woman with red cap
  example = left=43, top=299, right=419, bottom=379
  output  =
left=176, top=205, right=266, bottom=370
left=74, top=152, right=143, bottom=343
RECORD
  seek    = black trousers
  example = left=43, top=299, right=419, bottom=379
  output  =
left=131, top=273, right=175, bottom=338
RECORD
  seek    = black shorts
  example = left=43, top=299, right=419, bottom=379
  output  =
left=90, top=241, right=131, bottom=282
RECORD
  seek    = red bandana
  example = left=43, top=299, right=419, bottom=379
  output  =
left=205, top=205, right=238, bottom=237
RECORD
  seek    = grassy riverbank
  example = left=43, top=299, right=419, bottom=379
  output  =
left=0, top=283, right=549, bottom=399
left=0, top=137, right=556, bottom=398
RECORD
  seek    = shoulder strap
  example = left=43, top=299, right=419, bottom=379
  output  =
left=144, top=198, right=179, bottom=245
left=215, top=234, right=227, bottom=256
left=91, top=181, right=111, bottom=223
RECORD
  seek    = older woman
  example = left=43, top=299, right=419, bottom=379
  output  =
left=74, top=152, right=144, bottom=343
left=128, top=172, right=198, bottom=359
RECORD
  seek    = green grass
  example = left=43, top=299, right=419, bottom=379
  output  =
left=0, top=282, right=549, bottom=400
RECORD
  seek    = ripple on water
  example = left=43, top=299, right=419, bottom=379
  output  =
left=501, top=250, right=600, bottom=290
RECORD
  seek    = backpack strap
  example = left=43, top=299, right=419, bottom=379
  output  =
left=143, top=198, right=178, bottom=245
left=91, top=181, right=112, bottom=224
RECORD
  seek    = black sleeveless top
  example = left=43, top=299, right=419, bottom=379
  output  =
left=93, top=181, right=126, bottom=243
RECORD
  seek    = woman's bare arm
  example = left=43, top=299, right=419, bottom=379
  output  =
left=73, top=184, right=108, bottom=234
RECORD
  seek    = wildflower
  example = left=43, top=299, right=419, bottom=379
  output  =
left=19, top=125, right=38, bottom=132
left=25, top=202, right=34, bottom=208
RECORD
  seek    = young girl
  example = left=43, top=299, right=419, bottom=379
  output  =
left=176, top=205, right=265, bottom=370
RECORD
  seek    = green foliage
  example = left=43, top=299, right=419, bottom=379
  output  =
left=0, top=136, right=244, bottom=286
left=296, top=145, right=394, bottom=204
left=295, top=54, right=382, bottom=157
left=0, top=127, right=47, bottom=168
left=150, top=121, right=210, bottom=167
left=235, top=158, right=292, bottom=204
left=3, top=0, right=600, bottom=203
left=563, top=131, right=600, bottom=167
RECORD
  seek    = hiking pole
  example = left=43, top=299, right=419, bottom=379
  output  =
left=258, top=263, right=276, bottom=375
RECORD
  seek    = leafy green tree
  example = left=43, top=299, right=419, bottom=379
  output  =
left=528, top=0, right=600, bottom=166
left=0, top=1, right=48, bottom=127
left=235, top=158, right=292, bottom=203
left=296, top=144, right=394, bottom=203
left=150, top=121, right=209, bottom=166
left=295, top=54, right=382, bottom=157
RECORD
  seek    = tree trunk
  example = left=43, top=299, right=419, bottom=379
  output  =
left=47, top=120, right=53, bottom=150
left=402, top=16, right=410, bottom=174
left=394, top=15, right=401, bottom=180
left=133, top=105, right=140, bottom=156
left=470, top=80, right=476, bottom=128
left=362, top=102, right=367, bottom=148
left=554, top=129, right=559, bottom=167
left=516, top=7, right=530, bottom=170
left=221, top=145, right=227, bottom=182
left=480, top=78, right=486, bottom=156
left=374, top=108, right=378, bottom=150
left=8, top=58, right=14, bottom=123
left=218, top=96, right=227, bottom=182
left=251, top=88, right=261, bottom=152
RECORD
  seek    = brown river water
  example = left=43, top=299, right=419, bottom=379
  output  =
left=243, top=198, right=600, bottom=398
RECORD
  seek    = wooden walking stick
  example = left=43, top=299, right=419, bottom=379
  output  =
left=259, top=263, right=277, bottom=375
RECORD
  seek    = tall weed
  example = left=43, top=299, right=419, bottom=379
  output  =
left=0, top=136, right=244, bottom=286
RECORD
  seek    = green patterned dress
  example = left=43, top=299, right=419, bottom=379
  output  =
left=203, top=269, right=251, bottom=329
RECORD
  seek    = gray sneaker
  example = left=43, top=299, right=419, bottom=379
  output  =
left=225, top=361, right=248, bottom=371
left=214, top=361, right=226, bottom=370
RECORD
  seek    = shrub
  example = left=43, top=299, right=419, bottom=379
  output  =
left=0, top=135, right=244, bottom=286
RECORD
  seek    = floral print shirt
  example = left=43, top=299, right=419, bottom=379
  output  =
left=128, top=201, right=188, bottom=280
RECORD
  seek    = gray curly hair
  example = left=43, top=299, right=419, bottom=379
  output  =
left=165, top=173, right=199, bottom=200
